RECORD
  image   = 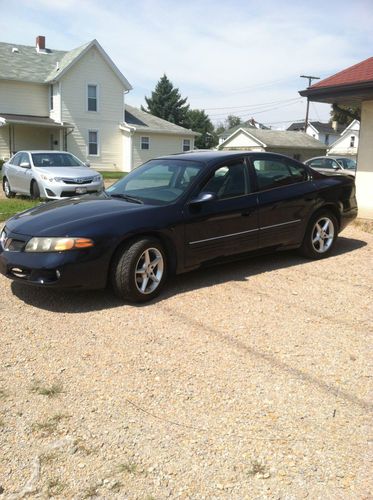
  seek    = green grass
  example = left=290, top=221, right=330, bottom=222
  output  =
left=30, top=380, right=63, bottom=398
left=0, top=198, right=39, bottom=221
left=98, top=171, right=127, bottom=180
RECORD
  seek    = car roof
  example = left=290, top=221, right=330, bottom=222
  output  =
left=17, top=150, right=73, bottom=154
left=159, top=150, right=300, bottom=165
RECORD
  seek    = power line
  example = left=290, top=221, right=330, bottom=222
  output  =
left=208, top=98, right=303, bottom=119
left=204, top=97, right=301, bottom=112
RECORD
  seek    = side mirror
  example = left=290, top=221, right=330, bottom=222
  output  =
left=84, top=161, right=91, bottom=168
left=189, top=192, right=217, bottom=205
left=20, top=161, right=31, bottom=168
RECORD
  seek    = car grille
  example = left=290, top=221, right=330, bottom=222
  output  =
left=62, top=177, right=93, bottom=185
left=1, top=229, right=27, bottom=252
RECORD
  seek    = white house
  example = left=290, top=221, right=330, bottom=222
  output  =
left=287, top=121, right=346, bottom=146
left=0, top=36, right=198, bottom=171
left=327, top=119, right=360, bottom=158
left=121, top=105, right=198, bottom=169
left=219, top=127, right=327, bottom=162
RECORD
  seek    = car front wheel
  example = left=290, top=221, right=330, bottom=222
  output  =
left=3, top=177, right=15, bottom=198
left=110, top=237, right=167, bottom=302
left=30, top=180, right=40, bottom=199
left=299, top=211, right=338, bottom=259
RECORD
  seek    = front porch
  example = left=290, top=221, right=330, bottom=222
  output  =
left=0, top=113, right=72, bottom=160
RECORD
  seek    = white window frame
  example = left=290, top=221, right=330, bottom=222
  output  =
left=49, top=84, right=54, bottom=111
left=87, top=83, right=99, bottom=113
left=141, top=136, right=150, bottom=150
left=88, top=129, right=100, bottom=157
left=182, top=138, right=191, bottom=152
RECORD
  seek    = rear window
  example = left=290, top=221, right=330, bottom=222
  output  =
left=31, top=153, right=83, bottom=167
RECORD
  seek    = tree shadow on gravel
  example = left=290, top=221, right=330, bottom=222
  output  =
left=10, top=235, right=367, bottom=313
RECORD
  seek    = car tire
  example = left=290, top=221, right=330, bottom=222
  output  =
left=30, top=180, right=40, bottom=199
left=299, top=210, right=338, bottom=259
left=110, top=237, right=167, bottom=303
left=3, top=177, right=15, bottom=198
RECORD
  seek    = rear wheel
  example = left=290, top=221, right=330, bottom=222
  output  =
left=3, top=177, right=15, bottom=198
left=299, top=211, right=338, bottom=259
left=30, top=180, right=40, bottom=199
left=110, top=237, right=167, bottom=302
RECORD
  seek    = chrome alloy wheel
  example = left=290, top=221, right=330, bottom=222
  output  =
left=135, top=247, right=164, bottom=294
left=311, top=217, right=335, bottom=253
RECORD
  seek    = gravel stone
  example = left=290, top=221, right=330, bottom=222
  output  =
left=0, top=224, right=372, bottom=498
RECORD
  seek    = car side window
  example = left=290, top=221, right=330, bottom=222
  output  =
left=309, top=159, right=324, bottom=168
left=253, top=158, right=307, bottom=190
left=202, top=161, right=249, bottom=199
left=323, top=158, right=335, bottom=169
left=10, top=153, right=22, bottom=166
left=19, top=153, right=29, bottom=167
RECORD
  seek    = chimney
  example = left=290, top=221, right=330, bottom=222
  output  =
left=36, top=36, right=46, bottom=52
left=332, top=120, right=338, bottom=131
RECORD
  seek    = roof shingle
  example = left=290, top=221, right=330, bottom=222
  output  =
left=311, top=57, right=373, bottom=89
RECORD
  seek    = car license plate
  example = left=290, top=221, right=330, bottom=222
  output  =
left=75, top=187, right=87, bottom=194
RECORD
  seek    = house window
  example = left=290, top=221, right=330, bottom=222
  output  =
left=50, top=85, right=54, bottom=111
left=183, top=139, right=191, bottom=152
left=141, top=137, right=150, bottom=150
left=350, top=136, right=355, bottom=147
left=87, top=84, right=98, bottom=112
left=88, top=130, right=99, bottom=155
left=325, top=134, right=329, bottom=145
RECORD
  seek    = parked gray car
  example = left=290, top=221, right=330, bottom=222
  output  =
left=2, top=151, right=104, bottom=200
left=304, top=156, right=356, bottom=178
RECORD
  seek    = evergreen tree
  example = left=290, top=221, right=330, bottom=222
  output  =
left=142, top=74, right=190, bottom=127
left=330, top=103, right=361, bottom=125
left=186, top=109, right=218, bottom=149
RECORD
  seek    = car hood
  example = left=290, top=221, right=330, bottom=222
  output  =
left=5, top=193, right=154, bottom=236
left=33, top=166, right=99, bottom=179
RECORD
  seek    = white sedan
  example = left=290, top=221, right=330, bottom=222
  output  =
left=2, top=151, right=104, bottom=200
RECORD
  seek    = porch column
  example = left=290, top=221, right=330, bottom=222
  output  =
left=356, top=100, right=373, bottom=218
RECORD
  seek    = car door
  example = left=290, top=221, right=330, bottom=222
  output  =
left=183, top=158, right=259, bottom=269
left=17, top=152, right=33, bottom=193
left=250, top=154, right=316, bottom=248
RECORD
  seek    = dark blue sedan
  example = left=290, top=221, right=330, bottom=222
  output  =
left=0, top=152, right=358, bottom=302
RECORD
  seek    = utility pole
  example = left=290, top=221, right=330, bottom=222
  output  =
left=300, top=75, right=320, bottom=132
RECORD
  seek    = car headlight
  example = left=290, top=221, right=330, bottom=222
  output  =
left=40, top=174, right=54, bottom=182
left=25, top=237, right=94, bottom=252
left=93, top=175, right=102, bottom=182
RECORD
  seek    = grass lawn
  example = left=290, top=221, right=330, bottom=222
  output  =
left=0, top=198, right=40, bottom=222
left=99, top=171, right=127, bottom=180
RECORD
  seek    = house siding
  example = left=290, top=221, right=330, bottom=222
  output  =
left=60, top=46, right=125, bottom=169
left=131, top=132, right=195, bottom=169
left=221, top=131, right=263, bottom=149
left=0, top=129, right=9, bottom=159
left=0, top=80, right=49, bottom=116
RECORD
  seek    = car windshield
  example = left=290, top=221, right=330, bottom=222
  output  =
left=31, top=153, right=84, bottom=168
left=336, top=158, right=356, bottom=170
left=106, top=159, right=204, bottom=205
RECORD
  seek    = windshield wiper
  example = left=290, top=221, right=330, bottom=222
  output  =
left=109, top=193, right=144, bottom=204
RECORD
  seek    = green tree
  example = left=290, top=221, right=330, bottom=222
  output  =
left=226, top=115, right=242, bottom=129
left=330, top=103, right=361, bottom=125
left=186, top=109, right=218, bottom=149
left=142, top=74, right=190, bottom=127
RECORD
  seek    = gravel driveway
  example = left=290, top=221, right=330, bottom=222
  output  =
left=0, top=226, right=372, bottom=499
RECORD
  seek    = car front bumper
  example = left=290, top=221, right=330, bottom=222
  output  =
left=0, top=230, right=110, bottom=290
left=39, top=180, right=104, bottom=200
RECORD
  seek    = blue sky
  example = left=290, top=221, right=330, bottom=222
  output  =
left=1, top=0, right=373, bottom=128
